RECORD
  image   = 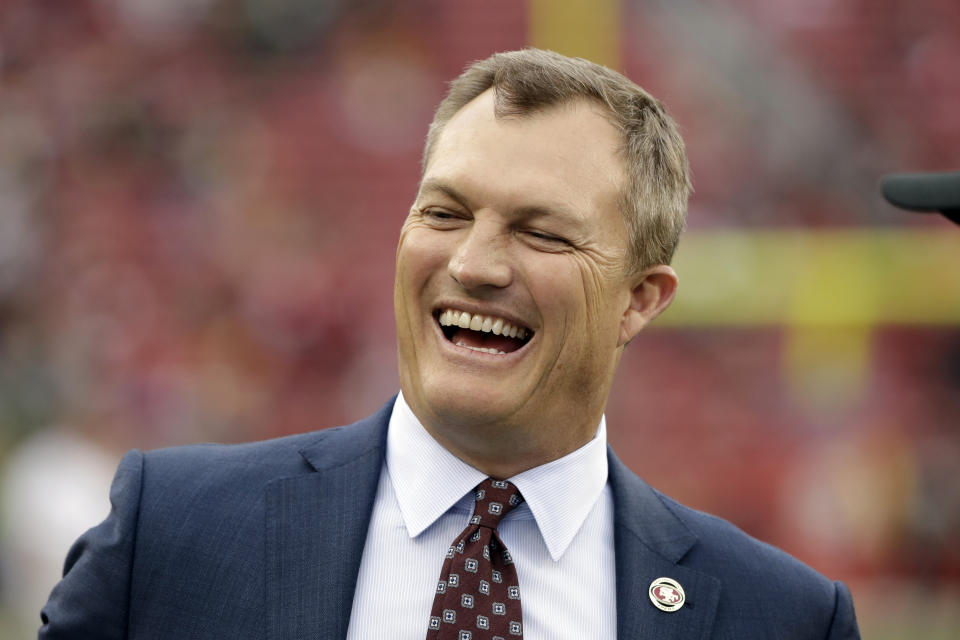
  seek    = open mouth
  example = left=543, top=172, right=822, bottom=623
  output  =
left=436, top=308, right=534, bottom=355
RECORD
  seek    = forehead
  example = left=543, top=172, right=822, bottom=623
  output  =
left=423, top=90, right=626, bottom=228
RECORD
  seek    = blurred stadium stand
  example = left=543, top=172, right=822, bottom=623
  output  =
left=0, top=0, right=958, bottom=637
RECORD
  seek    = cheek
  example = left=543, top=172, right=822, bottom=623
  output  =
left=395, top=230, right=445, bottom=365
left=531, top=268, right=601, bottom=376
left=395, top=229, right=429, bottom=325
left=396, top=227, right=450, bottom=284
left=534, top=265, right=619, bottom=398
left=395, top=236, right=438, bottom=315
left=532, top=257, right=619, bottom=337
left=571, top=258, right=624, bottom=332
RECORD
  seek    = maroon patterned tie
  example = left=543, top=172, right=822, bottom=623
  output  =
left=427, top=478, right=525, bottom=639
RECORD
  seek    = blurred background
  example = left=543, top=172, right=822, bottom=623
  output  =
left=1, top=0, right=958, bottom=636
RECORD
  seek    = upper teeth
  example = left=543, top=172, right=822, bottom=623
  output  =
left=438, top=309, right=529, bottom=339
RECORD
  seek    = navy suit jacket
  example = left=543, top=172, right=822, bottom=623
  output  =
left=40, top=398, right=860, bottom=639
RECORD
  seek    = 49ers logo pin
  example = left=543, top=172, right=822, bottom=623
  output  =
left=648, top=577, right=685, bottom=612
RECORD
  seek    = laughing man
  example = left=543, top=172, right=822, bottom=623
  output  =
left=40, top=49, right=860, bottom=639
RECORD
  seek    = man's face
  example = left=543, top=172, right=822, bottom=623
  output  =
left=395, top=90, right=652, bottom=464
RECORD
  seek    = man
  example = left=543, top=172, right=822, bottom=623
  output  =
left=40, top=49, right=860, bottom=639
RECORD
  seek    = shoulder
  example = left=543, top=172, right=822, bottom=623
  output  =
left=608, top=452, right=858, bottom=637
left=658, top=490, right=833, bottom=590
left=654, top=489, right=856, bottom=637
left=138, top=397, right=393, bottom=490
left=141, top=430, right=324, bottom=485
left=117, top=402, right=391, bottom=578
left=610, top=450, right=837, bottom=592
left=119, top=400, right=392, bottom=538
left=661, top=492, right=858, bottom=636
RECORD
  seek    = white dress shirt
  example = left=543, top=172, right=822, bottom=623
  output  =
left=346, top=393, right=616, bottom=639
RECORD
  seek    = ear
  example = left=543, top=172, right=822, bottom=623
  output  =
left=618, top=265, right=679, bottom=346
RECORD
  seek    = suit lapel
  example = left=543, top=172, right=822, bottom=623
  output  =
left=266, top=399, right=393, bottom=640
left=609, top=449, right=721, bottom=640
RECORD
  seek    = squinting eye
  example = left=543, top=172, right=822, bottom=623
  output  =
left=527, top=230, right=568, bottom=245
left=421, top=208, right=464, bottom=224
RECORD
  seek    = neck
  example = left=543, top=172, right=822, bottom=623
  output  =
left=417, top=410, right=601, bottom=479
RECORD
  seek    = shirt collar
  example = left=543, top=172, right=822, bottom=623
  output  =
left=386, top=392, right=608, bottom=562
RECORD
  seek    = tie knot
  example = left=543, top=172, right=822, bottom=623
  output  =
left=469, top=478, right=523, bottom=529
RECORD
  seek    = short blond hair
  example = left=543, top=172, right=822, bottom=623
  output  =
left=422, top=48, right=691, bottom=272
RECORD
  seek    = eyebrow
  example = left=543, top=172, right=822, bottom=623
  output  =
left=417, top=178, right=583, bottom=225
left=417, top=179, right=475, bottom=210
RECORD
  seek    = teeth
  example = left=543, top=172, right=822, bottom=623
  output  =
left=439, top=308, right=531, bottom=341
left=455, top=341, right=507, bottom=355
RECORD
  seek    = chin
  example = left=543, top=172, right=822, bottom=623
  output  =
left=419, top=376, right=522, bottom=429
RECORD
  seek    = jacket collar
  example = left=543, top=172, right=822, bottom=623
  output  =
left=266, top=398, right=721, bottom=640
left=297, top=398, right=393, bottom=473
left=608, top=448, right=720, bottom=639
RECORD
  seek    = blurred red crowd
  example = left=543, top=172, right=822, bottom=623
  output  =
left=0, top=0, right=958, bottom=599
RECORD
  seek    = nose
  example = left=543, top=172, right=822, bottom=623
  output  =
left=448, top=221, right=513, bottom=290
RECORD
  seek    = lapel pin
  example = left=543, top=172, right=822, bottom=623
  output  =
left=648, top=577, right=685, bottom=612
